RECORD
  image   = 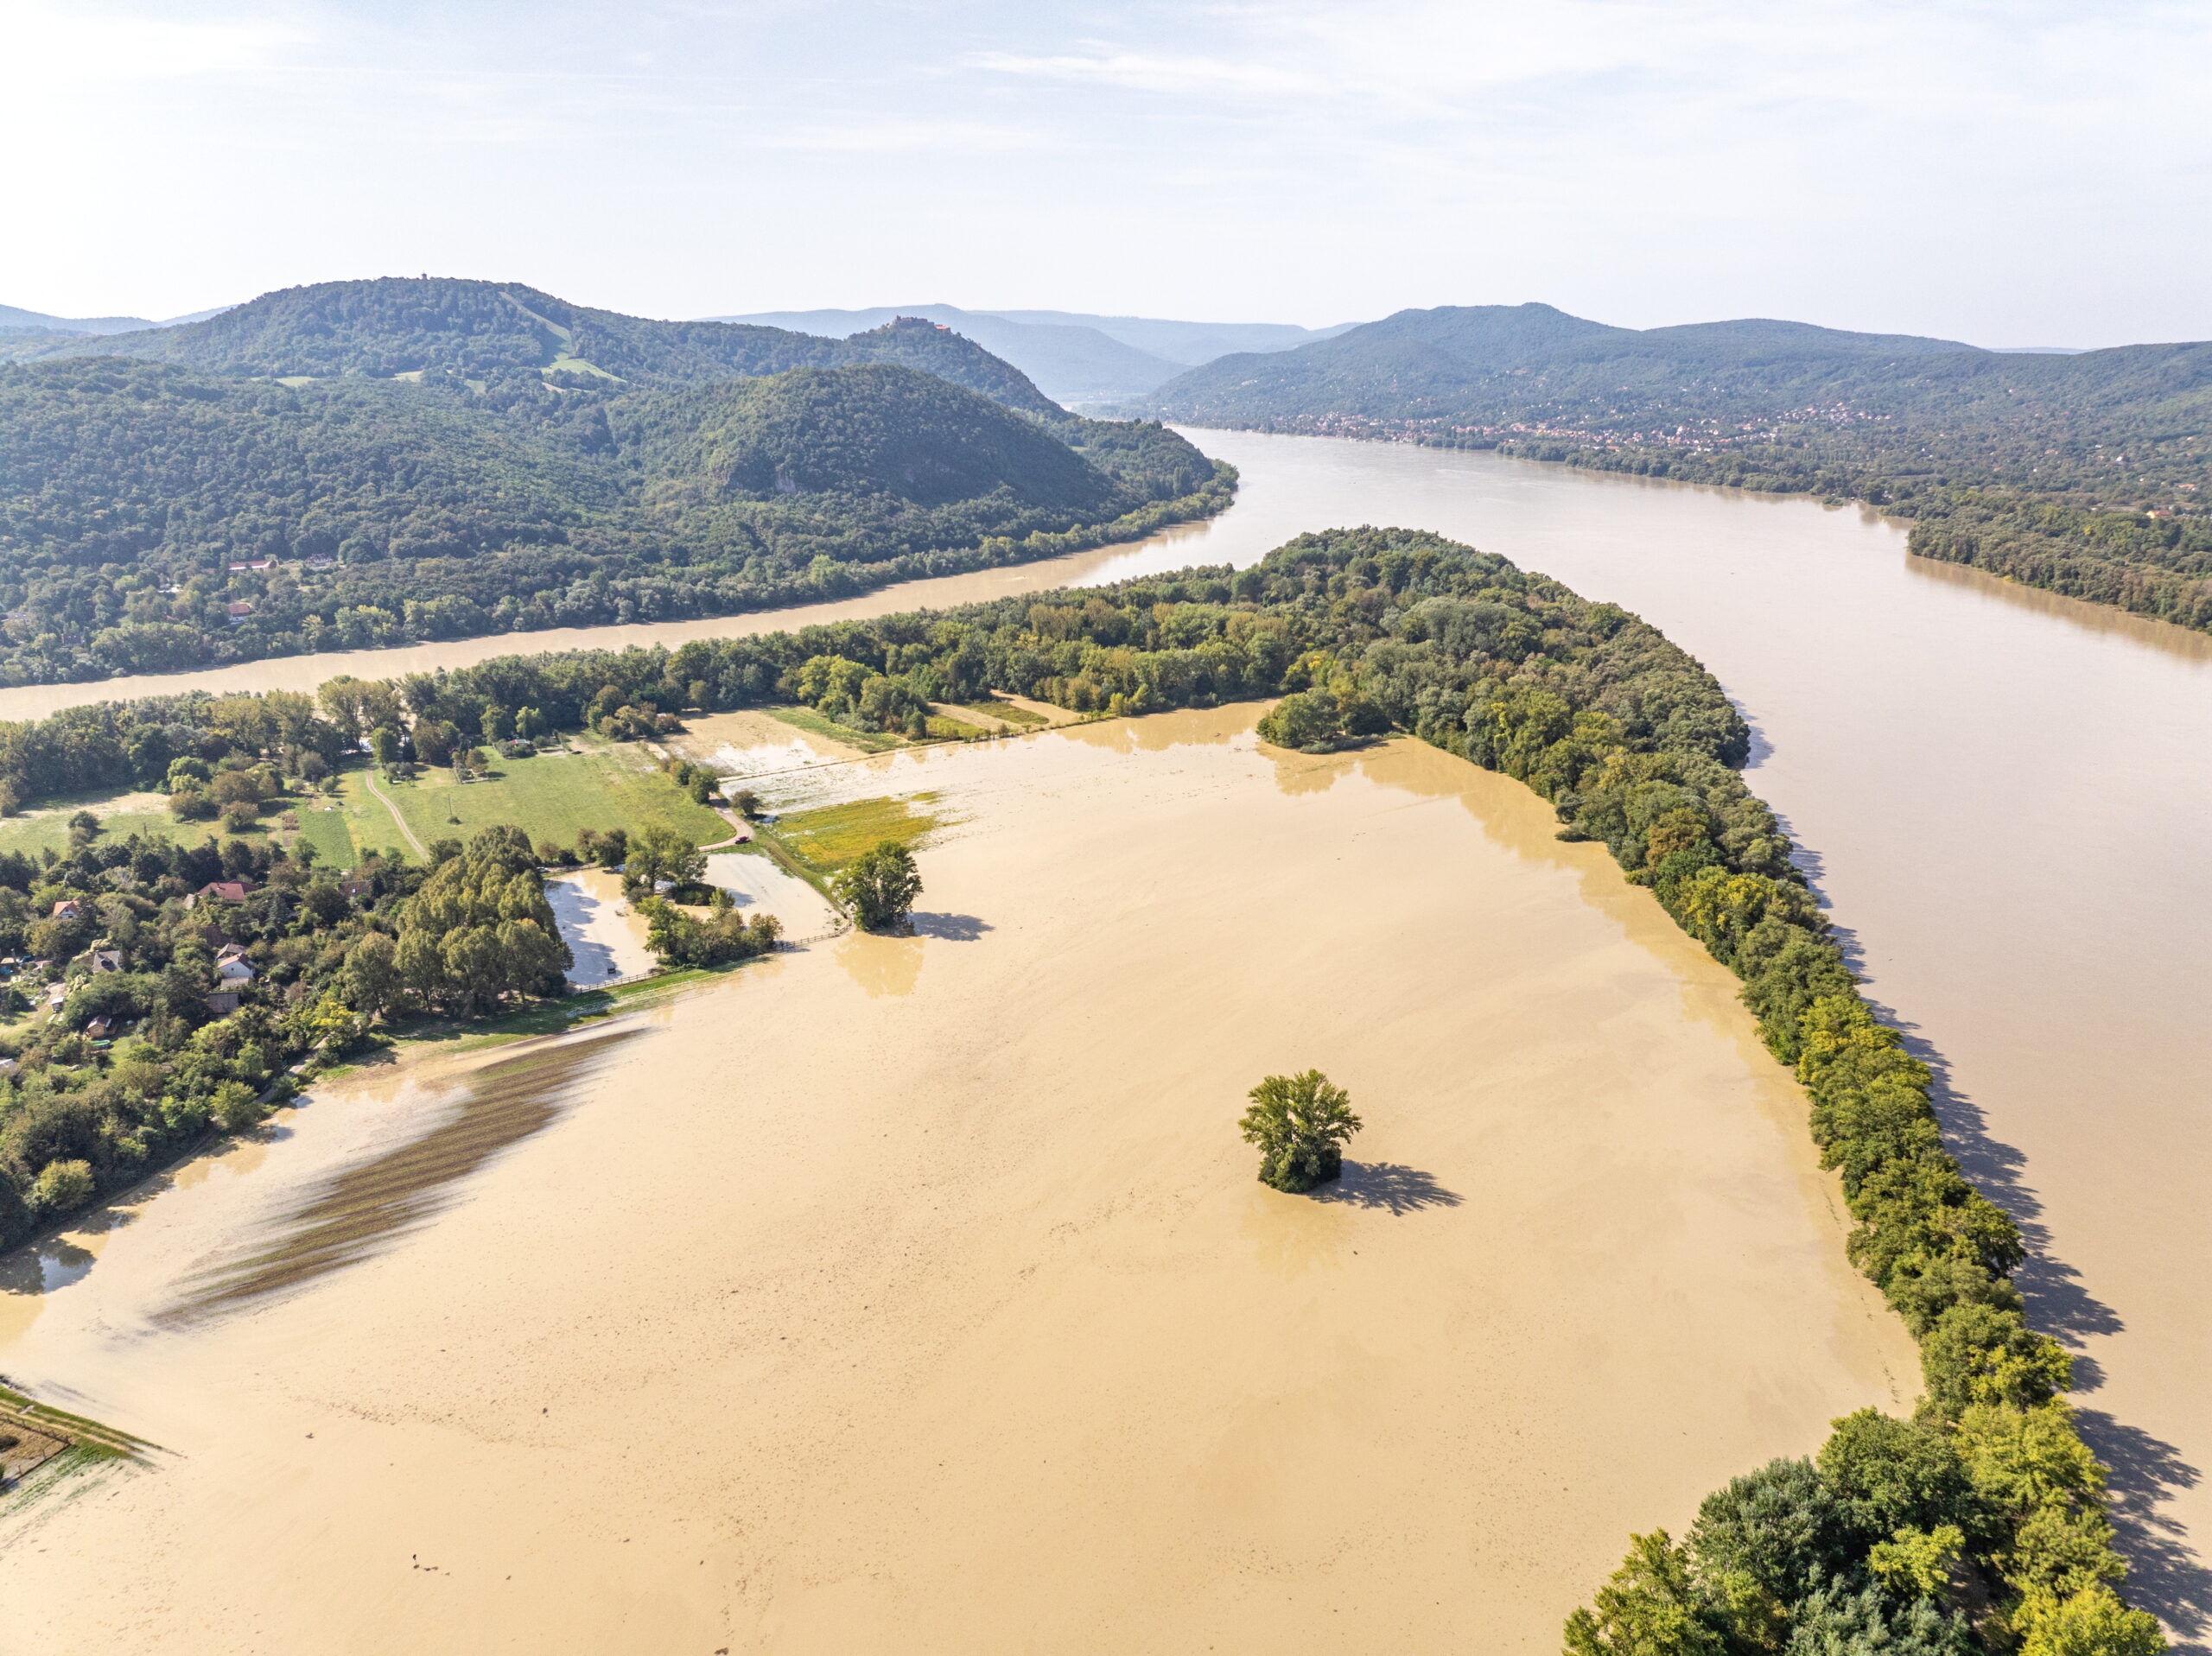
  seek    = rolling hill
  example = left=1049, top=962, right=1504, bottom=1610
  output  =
left=1140, top=301, right=2211, bottom=504
left=1, top=278, right=1064, bottom=416
left=1140, top=301, right=2212, bottom=634
left=0, top=280, right=1230, bottom=683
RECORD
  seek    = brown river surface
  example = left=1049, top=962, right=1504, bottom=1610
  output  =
left=0, top=429, right=2208, bottom=1646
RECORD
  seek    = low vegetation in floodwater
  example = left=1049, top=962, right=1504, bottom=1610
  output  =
left=769, top=795, right=944, bottom=873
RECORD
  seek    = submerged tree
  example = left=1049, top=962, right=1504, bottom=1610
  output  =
left=1239, top=1069, right=1362, bottom=1193
left=833, top=840, right=922, bottom=931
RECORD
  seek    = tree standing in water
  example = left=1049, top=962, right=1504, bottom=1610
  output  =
left=834, top=840, right=922, bottom=931
left=1240, top=1069, right=1362, bottom=1193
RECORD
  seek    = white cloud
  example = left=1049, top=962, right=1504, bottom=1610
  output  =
left=967, top=48, right=1317, bottom=95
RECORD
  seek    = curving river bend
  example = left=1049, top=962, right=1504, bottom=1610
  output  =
left=2, top=429, right=2207, bottom=1638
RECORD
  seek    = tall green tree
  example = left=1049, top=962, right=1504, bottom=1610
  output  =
left=1238, top=1069, right=1361, bottom=1193
left=832, top=841, right=922, bottom=931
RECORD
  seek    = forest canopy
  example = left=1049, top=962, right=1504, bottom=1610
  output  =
left=0, top=282, right=1232, bottom=685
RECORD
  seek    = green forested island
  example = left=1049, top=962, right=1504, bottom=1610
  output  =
left=0, top=278, right=1231, bottom=684
left=1139, top=303, right=2212, bottom=634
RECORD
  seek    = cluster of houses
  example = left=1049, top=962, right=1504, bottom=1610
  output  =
left=0, top=879, right=281, bottom=1036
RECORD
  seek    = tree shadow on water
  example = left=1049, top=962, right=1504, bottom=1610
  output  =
left=1311, top=1162, right=1465, bottom=1216
left=1870, top=1005, right=2122, bottom=1348
left=1860, top=1007, right=2210, bottom=1639
left=2071, top=1408, right=2212, bottom=1652
left=909, top=912, right=992, bottom=942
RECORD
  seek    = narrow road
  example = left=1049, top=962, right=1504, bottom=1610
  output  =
left=359, top=767, right=427, bottom=859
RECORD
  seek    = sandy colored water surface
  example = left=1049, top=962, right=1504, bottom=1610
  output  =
left=0, top=707, right=1916, bottom=1653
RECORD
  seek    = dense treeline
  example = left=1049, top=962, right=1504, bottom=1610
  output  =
left=0, top=352, right=1230, bottom=682
left=0, top=528, right=2152, bottom=1647
left=1141, top=301, right=2212, bottom=637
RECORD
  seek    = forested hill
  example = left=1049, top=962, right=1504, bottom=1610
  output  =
left=0, top=355, right=1229, bottom=683
left=4, top=277, right=1065, bottom=416
left=1141, top=301, right=2212, bottom=632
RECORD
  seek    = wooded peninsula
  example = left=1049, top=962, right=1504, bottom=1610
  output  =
left=0, top=526, right=2149, bottom=1649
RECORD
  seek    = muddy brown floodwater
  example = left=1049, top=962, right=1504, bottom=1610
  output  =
left=0, top=709, right=1916, bottom=1653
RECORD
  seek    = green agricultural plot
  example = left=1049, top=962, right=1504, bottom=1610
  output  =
left=957, top=697, right=1048, bottom=728
left=368, top=743, right=729, bottom=857
left=769, top=794, right=944, bottom=873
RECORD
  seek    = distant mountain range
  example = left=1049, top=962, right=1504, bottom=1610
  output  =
left=1132, top=301, right=2210, bottom=509
left=708, top=305, right=1359, bottom=404
left=0, top=276, right=1230, bottom=684
left=0, top=302, right=232, bottom=337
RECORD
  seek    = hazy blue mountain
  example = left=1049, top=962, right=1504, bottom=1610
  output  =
left=985, top=310, right=1361, bottom=364
left=705, top=304, right=1186, bottom=403
left=709, top=304, right=1364, bottom=403
left=1140, top=299, right=2209, bottom=513
left=1137, top=301, right=2051, bottom=428
left=0, top=303, right=159, bottom=334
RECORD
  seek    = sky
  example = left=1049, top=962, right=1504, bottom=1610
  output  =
left=3, top=0, right=2208, bottom=346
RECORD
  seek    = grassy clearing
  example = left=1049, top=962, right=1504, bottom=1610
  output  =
left=925, top=714, right=991, bottom=740
left=0, top=798, right=204, bottom=860
left=369, top=742, right=728, bottom=853
left=768, top=793, right=944, bottom=873
left=958, top=697, right=1048, bottom=728
left=292, top=802, right=359, bottom=868
left=762, top=705, right=906, bottom=753
left=0, top=784, right=324, bottom=862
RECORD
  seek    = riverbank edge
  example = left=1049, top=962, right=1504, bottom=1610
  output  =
left=1183, top=416, right=2212, bottom=642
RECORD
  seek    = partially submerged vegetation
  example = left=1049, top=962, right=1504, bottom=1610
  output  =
left=831, top=841, right=922, bottom=932
left=1238, top=1069, right=1360, bottom=1193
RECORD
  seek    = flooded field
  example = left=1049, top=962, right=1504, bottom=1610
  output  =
left=0, top=708, right=1915, bottom=1653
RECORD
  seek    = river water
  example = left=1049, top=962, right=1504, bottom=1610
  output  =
left=2, top=429, right=2207, bottom=1637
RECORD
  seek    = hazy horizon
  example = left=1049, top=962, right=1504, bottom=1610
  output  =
left=3, top=2, right=2207, bottom=348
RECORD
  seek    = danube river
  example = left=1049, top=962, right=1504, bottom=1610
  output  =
left=0, top=428, right=2206, bottom=1643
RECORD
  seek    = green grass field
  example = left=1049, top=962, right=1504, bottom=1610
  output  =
left=0, top=739, right=732, bottom=872
left=761, top=705, right=906, bottom=753
left=768, top=793, right=944, bottom=873
left=359, top=743, right=729, bottom=860
left=957, top=697, right=1048, bottom=728
left=292, top=802, right=360, bottom=868
left=0, top=786, right=292, bottom=861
